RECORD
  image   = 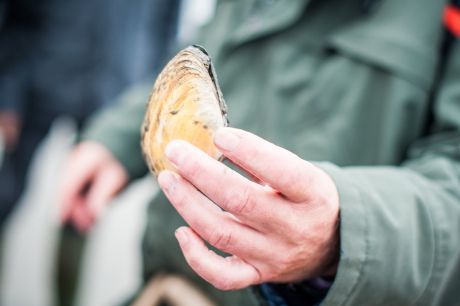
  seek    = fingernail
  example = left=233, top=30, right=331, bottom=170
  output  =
left=175, top=227, right=189, bottom=245
left=165, top=140, right=187, bottom=167
left=158, top=171, right=178, bottom=195
left=214, top=128, right=240, bottom=152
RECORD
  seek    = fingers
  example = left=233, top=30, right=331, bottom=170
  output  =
left=70, top=204, right=93, bottom=233
left=86, top=162, right=128, bottom=220
left=214, top=128, right=319, bottom=202
left=59, top=147, right=98, bottom=222
left=175, top=226, right=261, bottom=290
left=158, top=171, right=268, bottom=257
left=59, top=142, right=128, bottom=231
left=165, top=140, right=287, bottom=225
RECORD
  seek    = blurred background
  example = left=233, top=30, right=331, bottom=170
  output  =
left=0, top=0, right=216, bottom=305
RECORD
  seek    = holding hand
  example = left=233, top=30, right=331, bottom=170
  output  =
left=158, top=128, right=340, bottom=290
left=59, top=141, right=128, bottom=232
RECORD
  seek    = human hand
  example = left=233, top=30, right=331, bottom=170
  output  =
left=59, top=141, right=128, bottom=232
left=0, top=111, right=21, bottom=151
left=158, top=128, right=340, bottom=290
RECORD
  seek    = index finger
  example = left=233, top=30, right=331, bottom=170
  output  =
left=214, top=128, right=319, bottom=202
left=165, top=140, right=289, bottom=227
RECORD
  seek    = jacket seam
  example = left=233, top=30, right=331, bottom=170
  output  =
left=413, top=190, right=448, bottom=304
left=341, top=187, right=370, bottom=305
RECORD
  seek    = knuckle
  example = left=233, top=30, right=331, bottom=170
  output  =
left=289, top=228, right=306, bottom=244
left=274, top=249, right=304, bottom=275
left=229, top=186, right=255, bottom=215
left=287, top=165, right=305, bottom=187
left=299, top=227, right=314, bottom=243
left=313, top=191, right=329, bottom=206
left=280, top=164, right=308, bottom=198
left=208, top=230, right=234, bottom=251
left=295, top=222, right=312, bottom=241
left=277, top=254, right=293, bottom=272
left=282, top=218, right=309, bottom=243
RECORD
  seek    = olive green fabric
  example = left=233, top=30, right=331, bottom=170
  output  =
left=82, top=83, right=150, bottom=180
left=84, top=0, right=460, bottom=305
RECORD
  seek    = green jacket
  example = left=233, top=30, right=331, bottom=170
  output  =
left=84, top=0, right=460, bottom=305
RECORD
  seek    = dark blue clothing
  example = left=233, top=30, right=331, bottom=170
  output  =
left=0, top=0, right=180, bottom=121
left=259, top=279, right=332, bottom=306
left=0, top=0, right=180, bottom=223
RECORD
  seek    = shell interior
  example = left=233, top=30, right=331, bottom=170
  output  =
left=141, top=45, right=228, bottom=175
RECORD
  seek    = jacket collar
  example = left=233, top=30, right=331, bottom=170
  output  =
left=227, top=0, right=311, bottom=47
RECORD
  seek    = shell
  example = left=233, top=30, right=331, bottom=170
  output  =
left=141, top=45, right=229, bottom=175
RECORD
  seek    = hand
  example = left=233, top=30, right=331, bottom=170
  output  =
left=0, top=111, right=21, bottom=151
left=158, top=127, right=340, bottom=290
left=59, top=141, right=128, bottom=232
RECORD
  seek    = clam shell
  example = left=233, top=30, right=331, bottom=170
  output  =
left=141, top=45, right=229, bottom=175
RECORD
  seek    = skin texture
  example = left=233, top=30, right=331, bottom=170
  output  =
left=158, top=127, right=340, bottom=290
left=59, top=141, right=128, bottom=232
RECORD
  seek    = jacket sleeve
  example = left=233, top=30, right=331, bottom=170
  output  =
left=82, top=83, right=151, bottom=180
left=317, top=40, right=460, bottom=305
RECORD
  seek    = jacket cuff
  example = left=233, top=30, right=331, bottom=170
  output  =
left=314, top=162, right=368, bottom=305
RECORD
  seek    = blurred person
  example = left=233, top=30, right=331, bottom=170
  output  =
left=60, top=0, right=460, bottom=305
left=0, top=0, right=180, bottom=225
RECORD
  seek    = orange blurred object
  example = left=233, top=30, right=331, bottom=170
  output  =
left=142, top=45, right=228, bottom=175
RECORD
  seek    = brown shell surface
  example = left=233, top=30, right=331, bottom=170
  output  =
left=141, top=45, right=228, bottom=175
